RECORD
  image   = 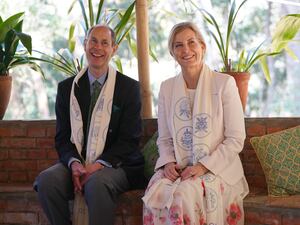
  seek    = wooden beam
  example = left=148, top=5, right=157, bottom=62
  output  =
left=136, top=0, right=152, bottom=118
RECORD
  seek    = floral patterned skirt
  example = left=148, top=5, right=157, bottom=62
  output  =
left=143, top=170, right=248, bottom=225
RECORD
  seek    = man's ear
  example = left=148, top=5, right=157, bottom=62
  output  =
left=112, top=44, right=119, bottom=55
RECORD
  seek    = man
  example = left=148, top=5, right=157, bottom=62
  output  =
left=34, top=25, right=145, bottom=225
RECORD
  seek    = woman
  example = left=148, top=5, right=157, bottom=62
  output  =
left=142, top=22, right=249, bottom=225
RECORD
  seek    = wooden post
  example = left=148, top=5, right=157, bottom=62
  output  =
left=136, top=0, right=152, bottom=118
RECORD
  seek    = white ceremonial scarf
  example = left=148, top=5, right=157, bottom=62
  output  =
left=171, top=63, right=213, bottom=168
left=70, top=65, right=117, bottom=163
left=70, top=65, right=117, bottom=224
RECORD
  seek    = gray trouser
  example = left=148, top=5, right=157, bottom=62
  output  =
left=35, top=163, right=129, bottom=225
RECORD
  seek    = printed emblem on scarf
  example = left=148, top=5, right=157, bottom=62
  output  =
left=76, top=128, right=83, bottom=146
left=96, top=97, right=105, bottom=112
left=193, top=113, right=211, bottom=137
left=92, top=126, right=100, bottom=138
left=205, top=187, right=218, bottom=212
left=176, top=126, right=193, bottom=150
left=193, top=144, right=209, bottom=162
left=72, top=98, right=81, bottom=120
left=175, top=97, right=192, bottom=121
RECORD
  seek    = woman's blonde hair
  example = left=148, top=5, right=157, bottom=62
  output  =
left=168, top=22, right=206, bottom=57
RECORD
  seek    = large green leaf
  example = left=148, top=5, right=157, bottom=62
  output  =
left=9, top=56, right=45, bottom=78
left=114, top=1, right=135, bottom=38
left=68, top=23, right=76, bottom=53
left=272, top=14, right=300, bottom=52
left=95, top=0, right=104, bottom=24
left=4, top=30, right=19, bottom=67
left=88, top=0, right=94, bottom=27
left=0, top=12, right=24, bottom=43
left=17, top=32, right=32, bottom=54
left=78, top=0, right=90, bottom=32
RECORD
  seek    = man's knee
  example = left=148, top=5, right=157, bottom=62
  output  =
left=84, top=173, right=109, bottom=193
left=35, top=163, right=71, bottom=194
left=36, top=168, right=58, bottom=194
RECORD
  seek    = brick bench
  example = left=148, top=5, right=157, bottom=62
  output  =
left=0, top=118, right=300, bottom=225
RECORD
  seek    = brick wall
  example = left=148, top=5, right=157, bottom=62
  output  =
left=0, top=120, right=57, bottom=186
left=0, top=118, right=300, bottom=225
left=1, top=118, right=300, bottom=191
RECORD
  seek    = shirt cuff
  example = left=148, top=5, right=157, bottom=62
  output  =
left=96, top=159, right=112, bottom=168
left=68, top=157, right=81, bottom=168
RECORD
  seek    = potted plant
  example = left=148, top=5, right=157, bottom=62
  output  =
left=188, top=0, right=281, bottom=111
left=0, top=12, right=43, bottom=119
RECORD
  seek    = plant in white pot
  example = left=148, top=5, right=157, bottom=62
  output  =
left=0, top=12, right=43, bottom=119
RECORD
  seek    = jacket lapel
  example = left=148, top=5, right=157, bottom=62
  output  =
left=75, top=71, right=91, bottom=139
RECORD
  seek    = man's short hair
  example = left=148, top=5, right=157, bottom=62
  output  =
left=86, top=25, right=116, bottom=46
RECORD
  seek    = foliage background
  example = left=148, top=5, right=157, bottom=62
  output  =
left=1, top=0, right=300, bottom=119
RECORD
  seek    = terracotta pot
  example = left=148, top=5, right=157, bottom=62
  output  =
left=0, top=75, right=12, bottom=119
left=223, top=72, right=250, bottom=112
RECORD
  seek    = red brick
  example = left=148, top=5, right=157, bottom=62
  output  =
left=36, top=138, right=54, bottom=149
left=27, top=149, right=47, bottom=159
left=0, top=128, right=9, bottom=136
left=1, top=160, right=37, bottom=171
left=0, top=127, right=26, bottom=137
left=5, top=199, right=41, bottom=211
left=242, top=149, right=259, bottom=163
left=245, top=210, right=262, bottom=224
left=9, top=149, right=27, bottom=159
left=0, top=138, right=9, bottom=148
left=46, top=126, right=56, bottom=137
left=28, top=171, right=39, bottom=183
left=0, top=161, right=4, bottom=170
left=245, top=210, right=282, bottom=224
left=246, top=175, right=267, bottom=191
left=0, top=172, right=8, bottom=182
left=0, top=212, right=38, bottom=224
left=9, top=172, right=27, bottom=182
left=246, top=124, right=266, bottom=136
left=10, top=127, right=27, bottom=137
left=47, top=149, right=58, bottom=159
left=27, top=127, right=46, bottom=137
left=37, top=160, right=56, bottom=171
left=9, top=149, right=47, bottom=160
left=282, top=214, right=300, bottom=225
left=0, top=149, right=8, bottom=159
left=2, top=138, right=36, bottom=148
left=267, top=127, right=285, bottom=134
left=0, top=200, right=7, bottom=211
